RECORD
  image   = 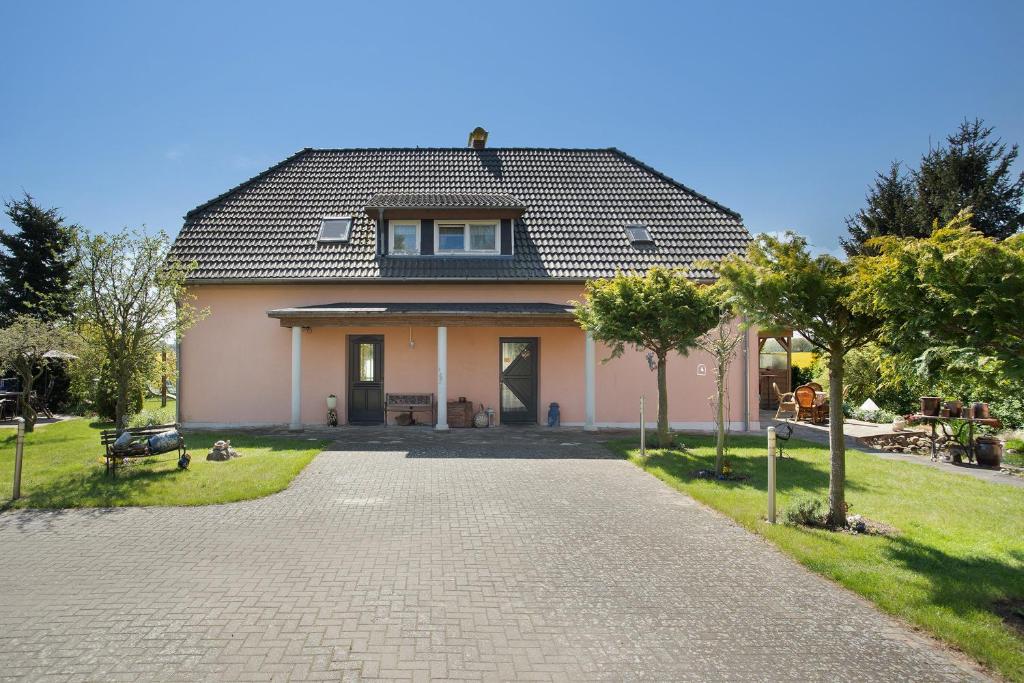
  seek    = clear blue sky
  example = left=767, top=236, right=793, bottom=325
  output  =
left=2, top=0, right=1021, bottom=254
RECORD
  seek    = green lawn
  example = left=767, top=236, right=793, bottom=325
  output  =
left=1, top=413, right=326, bottom=509
left=607, top=434, right=1024, bottom=682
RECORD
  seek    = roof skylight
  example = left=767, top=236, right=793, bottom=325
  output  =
left=318, top=216, right=352, bottom=242
left=625, top=224, right=654, bottom=245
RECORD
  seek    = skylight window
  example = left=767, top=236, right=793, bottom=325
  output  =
left=625, top=224, right=654, bottom=245
left=318, top=216, right=352, bottom=242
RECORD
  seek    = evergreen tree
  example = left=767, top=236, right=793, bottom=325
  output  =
left=843, top=119, right=1024, bottom=252
left=0, top=193, right=77, bottom=324
left=914, top=119, right=1024, bottom=240
left=841, top=161, right=919, bottom=256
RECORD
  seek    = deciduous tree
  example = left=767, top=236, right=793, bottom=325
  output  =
left=694, top=307, right=745, bottom=476
left=573, top=267, right=720, bottom=447
left=0, top=315, right=78, bottom=431
left=73, top=228, right=204, bottom=430
left=853, top=210, right=1024, bottom=383
left=716, top=234, right=879, bottom=527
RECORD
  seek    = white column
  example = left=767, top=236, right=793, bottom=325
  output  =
left=584, top=331, right=596, bottom=431
left=290, top=325, right=302, bottom=430
left=435, top=326, right=449, bottom=430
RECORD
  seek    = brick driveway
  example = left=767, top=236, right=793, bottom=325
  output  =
left=0, top=428, right=982, bottom=681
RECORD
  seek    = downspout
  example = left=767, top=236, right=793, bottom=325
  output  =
left=742, top=316, right=750, bottom=432
left=175, top=334, right=182, bottom=425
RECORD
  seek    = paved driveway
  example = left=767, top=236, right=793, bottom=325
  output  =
left=0, top=428, right=982, bottom=681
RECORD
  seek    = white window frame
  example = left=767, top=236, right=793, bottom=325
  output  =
left=388, top=219, right=421, bottom=255
left=318, top=215, right=352, bottom=243
left=434, top=220, right=500, bottom=255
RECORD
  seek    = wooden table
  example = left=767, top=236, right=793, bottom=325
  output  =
left=911, top=414, right=1001, bottom=463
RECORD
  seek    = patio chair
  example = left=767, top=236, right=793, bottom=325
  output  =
left=0, top=398, right=13, bottom=421
left=773, top=382, right=798, bottom=420
left=794, top=385, right=827, bottom=424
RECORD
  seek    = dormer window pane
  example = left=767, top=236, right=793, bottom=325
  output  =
left=438, top=224, right=465, bottom=251
left=391, top=222, right=419, bottom=254
left=318, top=217, right=352, bottom=242
left=469, top=223, right=497, bottom=251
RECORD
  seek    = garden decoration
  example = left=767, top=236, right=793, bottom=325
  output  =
left=327, top=394, right=338, bottom=427
left=206, top=440, right=241, bottom=462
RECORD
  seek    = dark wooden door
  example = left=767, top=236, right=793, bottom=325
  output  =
left=499, top=338, right=538, bottom=424
left=348, top=335, right=384, bottom=424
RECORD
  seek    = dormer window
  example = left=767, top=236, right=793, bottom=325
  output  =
left=389, top=220, right=420, bottom=255
left=625, top=223, right=654, bottom=245
left=437, top=221, right=499, bottom=254
left=318, top=216, right=352, bottom=242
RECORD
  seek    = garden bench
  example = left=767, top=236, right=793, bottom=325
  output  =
left=100, top=423, right=185, bottom=477
left=385, top=393, right=435, bottom=426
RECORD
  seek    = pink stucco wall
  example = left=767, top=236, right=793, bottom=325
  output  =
left=179, top=283, right=759, bottom=429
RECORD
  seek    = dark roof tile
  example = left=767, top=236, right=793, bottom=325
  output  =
left=171, top=147, right=749, bottom=281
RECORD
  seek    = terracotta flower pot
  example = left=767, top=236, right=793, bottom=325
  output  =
left=920, top=396, right=941, bottom=416
left=972, top=402, right=990, bottom=419
left=944, top=400, right=962, bottom=418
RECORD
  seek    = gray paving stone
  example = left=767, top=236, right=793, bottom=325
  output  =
left=0, top=427, right=985, bottom=681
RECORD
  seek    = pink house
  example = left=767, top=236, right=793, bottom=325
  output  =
left=170, top=129, right=759, bottom=431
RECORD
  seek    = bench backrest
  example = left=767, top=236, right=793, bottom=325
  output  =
left=385, top=393, right=433, bottom=407
left=100, top=423, right=179, bottom=445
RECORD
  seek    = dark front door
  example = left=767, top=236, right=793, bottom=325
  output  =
left=500, top=338, right=538, bottom=424
left=348, top=335, right=384, bottom=424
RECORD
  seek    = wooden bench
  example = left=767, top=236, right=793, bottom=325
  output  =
left=100, top=423, right=185, bottom=477
left=385, top=393, right=435, bottom=426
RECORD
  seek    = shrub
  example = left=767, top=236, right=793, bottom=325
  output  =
left=843, top=403, right=898, bottom=424
left=783, top=496, right=827, bottom=527
left=791, top=364, right=814, bottom=388
left=95, top=364, right=143, bottom=422
left=128, top=405, right=176, bottom=428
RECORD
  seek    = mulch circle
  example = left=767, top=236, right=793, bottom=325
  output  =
left=691, top=469, right=750, bottom=482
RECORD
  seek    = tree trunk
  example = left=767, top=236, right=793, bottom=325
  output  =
left=18, top=373, right=37, bottom=433
left=826, top=347, right=846, bottom=528
left=115, top=366, right=130, bottom=431
left=656, top=352, right=670, bottom=447
left=715, top=362, right=726, bottom=475
left=161, top=348, right=167, bottom=408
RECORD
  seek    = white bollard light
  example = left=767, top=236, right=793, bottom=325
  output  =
left=639, top=396, right=646, bottom=458
left=13, top=417, right=25, bottom=501
left=767, top=426, right=777, bottom=524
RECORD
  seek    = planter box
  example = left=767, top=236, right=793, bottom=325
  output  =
left=447, top=400, right=475, bottom=428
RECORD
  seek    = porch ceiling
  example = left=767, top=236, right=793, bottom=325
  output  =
left=267, top=302, right=579, bottom=328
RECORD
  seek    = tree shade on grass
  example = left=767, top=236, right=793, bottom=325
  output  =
left=606, top=434, right=1024, bottom=681
left=0, top=416, right=325, bottom=509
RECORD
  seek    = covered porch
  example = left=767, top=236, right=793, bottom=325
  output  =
left=267, top=302, right=597, bottom=431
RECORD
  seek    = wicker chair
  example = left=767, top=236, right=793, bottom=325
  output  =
left=794, top=385, right=827, bottom=424
left=773, top=382, right=798, bottom=419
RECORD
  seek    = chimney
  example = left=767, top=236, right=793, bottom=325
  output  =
left=468, top=126, right=488, bottom=150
